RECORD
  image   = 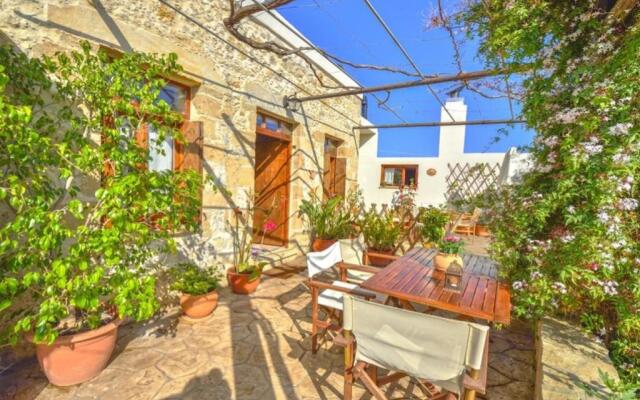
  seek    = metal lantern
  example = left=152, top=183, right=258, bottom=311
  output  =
left=444, top=260, right=463, bottom=292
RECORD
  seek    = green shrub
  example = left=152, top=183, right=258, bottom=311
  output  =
left=298, top=195, right=353, bottom=240
left=417, top=206, right=449, bottom=243
left=0, top=43, right=203, bottom=344
left=360, top=208, right=402, bottom=253
left=170, top=263, right=220, bottom=296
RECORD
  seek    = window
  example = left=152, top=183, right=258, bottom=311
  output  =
left=148, top=82, right=190, bottom=172
left=380, top=165, right=418, bottom=188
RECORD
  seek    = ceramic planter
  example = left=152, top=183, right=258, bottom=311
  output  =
left=180, top=290, right=219, bottom=319
left=311, top=238, right=336, bottom=252
left=29, top=319, right=122, bottom=386
left=475, top=224, right=490, bottom=237
left=364, top=249, right=396, bottom=267
left=434, top=252, right=463, bottom=272
left=227, top=267, right=262, bottom=294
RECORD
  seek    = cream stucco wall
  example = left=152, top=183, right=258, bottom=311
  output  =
left=358, top=98, right=513, bottom=208
left=0, top=0, right=364, bottom=265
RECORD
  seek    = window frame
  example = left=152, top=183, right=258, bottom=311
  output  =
left=379, top=164, right=419, bottom=189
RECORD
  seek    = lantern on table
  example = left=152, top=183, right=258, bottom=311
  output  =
left=444, top=260, right=463, bottom=292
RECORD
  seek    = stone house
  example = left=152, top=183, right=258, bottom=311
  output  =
left=0, top=0, right=374, bottom=265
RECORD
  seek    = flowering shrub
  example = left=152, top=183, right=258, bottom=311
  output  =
left=462, top=0, right=640, bottom=384
left=439, top=235, right=464, bottom=255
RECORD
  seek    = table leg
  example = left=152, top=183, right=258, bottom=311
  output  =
left=399, top=299, right=416, bottom=311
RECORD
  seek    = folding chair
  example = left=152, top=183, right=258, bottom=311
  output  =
left=339, top=295, right=490, bottom=400
left=306, top=242, right=381, bottom=354
left=455, top=208, right=481, bottom=237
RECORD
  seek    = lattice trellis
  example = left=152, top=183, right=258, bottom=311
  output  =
left=446, top=162, right=501, bottom=203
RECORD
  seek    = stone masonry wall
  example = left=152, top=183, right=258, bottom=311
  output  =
left=0, top=0, right=363, bottom=266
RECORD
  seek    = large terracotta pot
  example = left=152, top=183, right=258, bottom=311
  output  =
left=475, top=224, right=490, bottom=237
left=227, top=267, right=262, bottom=295
left=365, top=249, right=396, bottom=267
left=180, top=290, right=219, bottom=319
left=30, top=319, right=122, bottom=386
left=311, top=238, right=336, bottom=252
left=434, top=252, right=463, bottom=272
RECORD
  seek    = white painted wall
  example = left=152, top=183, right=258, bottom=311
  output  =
left=358, top=97, right=528, bottom=207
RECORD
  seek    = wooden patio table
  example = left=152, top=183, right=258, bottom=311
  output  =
left=360, top=247, right=511, bottom=325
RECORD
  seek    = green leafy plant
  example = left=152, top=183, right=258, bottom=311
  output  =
left=298, top=194, right=353, bottom=240
left=417, top=206, right=449, bottom=244
left=461, top=0, right=640, bottom=383
left=170, top=263, right=220, bottom=296
left=0, top=43, right=203, bottom=344
left=230, top=196, right=267, bottom=282
left=439, top=235, right=464, bottom=255
left=360, top=207, right=402, bottom=253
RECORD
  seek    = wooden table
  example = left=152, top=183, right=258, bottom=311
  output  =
left=361, top=247, right=511, bottom=325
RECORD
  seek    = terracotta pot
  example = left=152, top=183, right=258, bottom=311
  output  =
left=180, top=290, right=219, bottom=319
left=227, top=267, right=262, bottom=294
left=311, top=238, right=337, bottom=252
left=434, top=252, right=463, bottom=272
left=475, top=224, right=490, bottom=237
left=29, top=319, right=122, bottom=386
left=365, top=249, right=396, bottom=267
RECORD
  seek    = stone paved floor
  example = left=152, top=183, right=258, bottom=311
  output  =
left=0, top=252, right=534, bottom=400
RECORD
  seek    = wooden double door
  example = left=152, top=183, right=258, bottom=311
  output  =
left=253, top=132, right=291, bottom=246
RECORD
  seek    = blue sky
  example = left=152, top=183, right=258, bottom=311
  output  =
left=278, top=0, right=535, bottom=157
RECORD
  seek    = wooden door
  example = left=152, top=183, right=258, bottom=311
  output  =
left=253, top=133, right=290, bottom=246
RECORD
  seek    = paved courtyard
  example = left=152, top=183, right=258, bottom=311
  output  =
left=0, top=249, right=534, bottom=400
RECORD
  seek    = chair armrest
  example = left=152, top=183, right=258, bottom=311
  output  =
left=307, top=279, right=378, bottom=300
left=338, top=262, right=382, bottom=274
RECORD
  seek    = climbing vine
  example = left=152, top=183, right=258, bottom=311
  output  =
left=462, top=0, right=640, bottom=384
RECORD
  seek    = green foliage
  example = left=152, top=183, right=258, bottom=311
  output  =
left=461, top=1, right=640, bottom=383
left=360, top=207, right=402, bottom=253
left=298, top=194, right=353, bottom=240
left=417, top=206, right=449, bottom=243
left=438, top=235, right=464, bottom=255
left=169, top=263, right=220, bottom=296
left=0, top=43, right=203, bottom=344
left=229, top=193, right=267, bottom=282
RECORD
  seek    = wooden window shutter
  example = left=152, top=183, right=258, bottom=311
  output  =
left=175, top=121, right=204, bottom=224
left=334, top=158, right=347, bottom=198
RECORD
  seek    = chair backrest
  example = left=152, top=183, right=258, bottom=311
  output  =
left=306, top=241, right=343, bottom=278
left=343, top=295, right=489, bottom=396
left=338, top=237, right=366, bottom=265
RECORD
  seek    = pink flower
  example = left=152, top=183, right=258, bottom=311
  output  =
left=263, top=219, right=277, bottom=233
left=444, top=235, right=461, bottom=243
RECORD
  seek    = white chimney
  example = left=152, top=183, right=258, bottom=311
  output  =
left=438, top=97, right=468, bottom=158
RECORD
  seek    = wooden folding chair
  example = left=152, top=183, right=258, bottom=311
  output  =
left=455, top=208, right=481, bottom=237
left=306, top=242, right=381, bottom=354
left=339, top=295, right=490, bottom=400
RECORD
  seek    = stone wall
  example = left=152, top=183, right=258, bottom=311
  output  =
left=0, top=0, right=364, bottom=266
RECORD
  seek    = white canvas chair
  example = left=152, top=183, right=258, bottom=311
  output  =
left=306, top=242, right=381, bottom=353
left=339, top=295, right=490, bottom=400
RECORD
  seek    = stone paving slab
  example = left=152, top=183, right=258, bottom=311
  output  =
left=0, top=259, right=534, bottom=400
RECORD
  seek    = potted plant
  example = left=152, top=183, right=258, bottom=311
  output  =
left=434, top=235, right=465, bottom=272
left=0, top=44, right=204, bottom=385
left=417, top=206, right=450, bottom=247
left=360, top=207, right=402, bottom=267
left=299, top=194, right=353, bottom=251
left=170, top=263, right=221, bottom=319
left=227, top=206, right=267, bottom=294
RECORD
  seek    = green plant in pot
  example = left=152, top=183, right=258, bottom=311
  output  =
left=0, top=44, right=203, bottom=386
left=417, top=206, right=449, bottom=247
left=227, top=201, right=268, bottom=295
left=299, top=194, right=353, bottom=251
left=170, top=263, right=221, bottom=319
left=360, top=207, right=402, bottom=266
left=434, top=235, right=465, bottom=272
